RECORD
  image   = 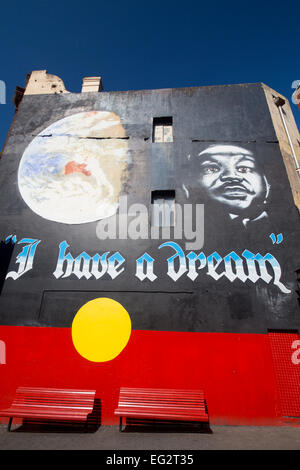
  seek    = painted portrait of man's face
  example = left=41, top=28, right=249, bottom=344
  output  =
left=197, top=145, right=268, bottom=216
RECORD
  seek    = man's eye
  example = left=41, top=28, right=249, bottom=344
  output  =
left=237, top=166, right=252, bottom=173
left=203, top=166, right=219, bottom=174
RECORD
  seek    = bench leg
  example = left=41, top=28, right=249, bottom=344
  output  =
left=84, top=417, right=89, bottom=433
left=7, top=417, right=13, bottom=432
left=119, top=417, right=123, bottom=432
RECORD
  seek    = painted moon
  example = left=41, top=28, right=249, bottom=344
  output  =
left=18, top=111, right=128, bottom=224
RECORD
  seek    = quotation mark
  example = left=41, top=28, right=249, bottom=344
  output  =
left=270, top=233, right=283, bottom=244
left=4, top=235, right=17, bottom=244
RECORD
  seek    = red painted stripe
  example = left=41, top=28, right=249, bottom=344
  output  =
left=0, top=325, right=296, bottom=425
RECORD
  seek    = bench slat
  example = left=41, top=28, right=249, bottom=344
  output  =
left=0, top=387, right=96, bottom=428
left=114, top=387, right=209, bottom=427
left=115, top=411, right=209, bottom=422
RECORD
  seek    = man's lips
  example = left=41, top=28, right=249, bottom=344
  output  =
left=215, top=184, right=254, bottom=199
left=223, top=184, right=247, bottom=192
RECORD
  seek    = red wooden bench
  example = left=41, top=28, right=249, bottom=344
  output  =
left=0, top=387, right=96, bottom=431
left=114, top=387, right=209, bottom=431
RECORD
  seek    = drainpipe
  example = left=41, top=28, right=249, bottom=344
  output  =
left=274, top=96, right=300, bottom=174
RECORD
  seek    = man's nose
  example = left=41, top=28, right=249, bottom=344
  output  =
left=220, top=167, right=243, bottom=181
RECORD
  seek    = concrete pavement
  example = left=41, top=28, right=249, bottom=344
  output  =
left=1, top=423, right=300, bottom=450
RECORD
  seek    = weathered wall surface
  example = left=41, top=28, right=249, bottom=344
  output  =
left=263, top=84, right=300, bottom=209
left=0, top=83, right=299, bottom=334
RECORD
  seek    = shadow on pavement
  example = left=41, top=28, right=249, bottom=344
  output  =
left=121, top=418, right=213, bottom=434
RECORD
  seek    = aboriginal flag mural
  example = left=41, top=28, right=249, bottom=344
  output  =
left=0, top=81, right=300, bottom=425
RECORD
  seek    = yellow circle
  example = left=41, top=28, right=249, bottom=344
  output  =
left=71, top=298, right=131, bottom=362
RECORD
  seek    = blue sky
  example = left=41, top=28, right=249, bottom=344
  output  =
left=0, top=0, right=299, bottom=148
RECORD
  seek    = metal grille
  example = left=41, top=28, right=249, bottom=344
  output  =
left=268, top=331, right=300, bottom=418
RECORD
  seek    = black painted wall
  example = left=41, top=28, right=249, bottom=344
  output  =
left=0, top=83, right=299, bottom=333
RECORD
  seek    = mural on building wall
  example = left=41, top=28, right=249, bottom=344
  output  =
left=183, top=142, right=289, bottom=243
left=11, top=143, right=294, bottom=296
left=18, top=111, right=129, bottom=224
left=194, top=144, right=270, bottom=226
left=0, top=84, right=299, bottom=337
left=4, top=236, right=291, bottom=294
left=71, top=297, right=132, bottom=362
